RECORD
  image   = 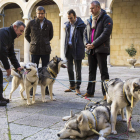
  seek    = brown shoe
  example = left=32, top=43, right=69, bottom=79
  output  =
left=104, top=95, right=107, bottom=101
left=64, top=86, right=75, bottom=92
left=82, top=93, right=94, bottom=97
left=75, top=89, right=81, bottom=95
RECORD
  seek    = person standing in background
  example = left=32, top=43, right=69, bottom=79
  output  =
left=25, top=6, right=53, bottom=95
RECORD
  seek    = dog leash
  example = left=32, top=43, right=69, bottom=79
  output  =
left=3, top=78, right=9, bottom=97
left=107, top=116, right=132, bottom=139
left=54, top=78, right=104, bottom=105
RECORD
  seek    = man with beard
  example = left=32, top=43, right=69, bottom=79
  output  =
left=64, top=9, right=86, bottom=94
left=25, top=6, right=53, bottom=95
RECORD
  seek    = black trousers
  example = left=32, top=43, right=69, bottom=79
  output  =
left=0, top=68, right=3, bottom=99
left=31, top=54, right=50, bottom=68
left=87, top=53, right=109, bottom=96
left=66, top=47, right=82, bottom=89
left=31, top=54, right=50, bottom=91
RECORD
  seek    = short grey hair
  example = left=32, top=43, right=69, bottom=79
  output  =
left=91, top=1, right=101, bottom=8
left=13, top=20, right=25, bottom=28
left=36, top=6, right=45, bottom=13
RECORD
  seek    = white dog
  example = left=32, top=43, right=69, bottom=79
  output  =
left=106, top=78, right=140, bottom=134
left=10, top=62, right=38, bottom=105
left=57, top=105, right=111, bottom=140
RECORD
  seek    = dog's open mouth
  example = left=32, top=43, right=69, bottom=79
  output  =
left=24, top=69, right=31, bottom=74
left=61, top=64, right=67, bottom=68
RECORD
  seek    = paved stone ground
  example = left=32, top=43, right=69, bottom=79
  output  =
left=1, top=66, right=140, bottom=140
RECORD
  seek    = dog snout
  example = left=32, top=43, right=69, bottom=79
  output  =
left=24, top=66, right=26, bottom=69
left=57, top=133, right=60, bottom=137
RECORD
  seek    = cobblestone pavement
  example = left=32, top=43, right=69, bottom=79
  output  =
left=1, top=66, right=140, bottom=140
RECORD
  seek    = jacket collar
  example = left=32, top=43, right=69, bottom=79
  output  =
left=10, top=25, right=17, bottom=40
left=88, top=9, right=106, bottom=25
left=65, top=17, right=85, bottom=28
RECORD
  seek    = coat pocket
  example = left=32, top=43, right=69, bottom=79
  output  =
left=45, top=41, right=51, bottom=53
left=30, top=42, right=37, bottom=53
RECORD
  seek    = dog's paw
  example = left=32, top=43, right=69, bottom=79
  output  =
left=122, top=118, right=127, bottom=122
left=22, top=97, right=26, bottom=100
left=98, top=136, right=106, bottom=140
left=111, top=130, right=117, bottom=134
left=27, top=102, right=31, bottom=105
left=50, top=97, right=56, bottom=101
left=32, top=101, right=35, bottom=104
left=129, top=128, right=136, bottom=133
left=42, top=100, right=47, bottom=103
left=70, top=136, right=76, bottom=139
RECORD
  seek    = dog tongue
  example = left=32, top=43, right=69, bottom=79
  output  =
left=24, top=71, right=28, bottom=75
left=61, top=64, right=67, bottom=68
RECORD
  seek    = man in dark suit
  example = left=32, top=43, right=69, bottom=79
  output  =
left=64, top=9, right=86, bottom=94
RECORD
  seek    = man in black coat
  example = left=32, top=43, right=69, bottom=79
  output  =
left=64, top=9, right=86, bottom=94
left=83, top=1, right=113, bottom=100
left=25, top=6, right=53, bottom=95
left=0, top=20, right=25, bottom=106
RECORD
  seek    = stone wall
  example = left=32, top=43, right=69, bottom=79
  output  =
left=110, top=0, right=140, bottom=66
left=0, top=4, right=60, bottom=62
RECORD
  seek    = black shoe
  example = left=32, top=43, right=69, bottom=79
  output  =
left=1, top=97, right=9, bottom=103
left=0, top=100, right=7, bottom=106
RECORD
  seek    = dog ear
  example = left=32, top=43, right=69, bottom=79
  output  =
left=70, top=110, right=74, bottom=118
left=53, top=57, right=57, bottom=63
left=133, top=83, right=139, bottom=88
left=77, top=113, right=84, bottom=125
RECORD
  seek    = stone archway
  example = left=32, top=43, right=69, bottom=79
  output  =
left=23, top=0, right=64, bottom=63
left=0, top=0, right=25, bottom=14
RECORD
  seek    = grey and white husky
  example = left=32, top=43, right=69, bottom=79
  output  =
left=106, top=78, right=140, bottom=134
left=57, top=105, right=111, bottom=140
left=38, top=56, right=67, bottom=102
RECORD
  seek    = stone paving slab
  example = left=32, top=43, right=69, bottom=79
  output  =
left=1, top=66, right=140, bottom=140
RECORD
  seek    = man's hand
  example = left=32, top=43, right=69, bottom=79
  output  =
left=6, top=69, right=11, bottom=77
left=86, top=44, right=95, bottom=49
left=17, top=67, right=23, bottom=71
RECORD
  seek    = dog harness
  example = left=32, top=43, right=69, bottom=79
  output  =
left=47, top=67, right=57, bottom=78
left=88, top=112, right=101, bottom=136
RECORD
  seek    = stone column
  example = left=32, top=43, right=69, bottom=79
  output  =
left=106, top=8, right=112, bottom=67
left=23, top=17, right=30, bottom=63
left=59, top=13, right=66, bottom=60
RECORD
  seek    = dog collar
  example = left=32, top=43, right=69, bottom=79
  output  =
left=88, top=112, right=101, bottom=136
left=47, top=67, right=57, bottom=78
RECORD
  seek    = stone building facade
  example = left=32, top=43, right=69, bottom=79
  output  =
left=0, top=0, right=140, bottom=66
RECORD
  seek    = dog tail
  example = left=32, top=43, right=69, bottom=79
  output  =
left=11, top=69, right=21, bottom=78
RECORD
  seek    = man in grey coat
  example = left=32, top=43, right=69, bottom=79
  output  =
left=83, top=1, right=113, bottom=100
left=64, top=9, right=86, bottom=94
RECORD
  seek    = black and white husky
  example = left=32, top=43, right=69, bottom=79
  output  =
left=38, top=56, right=67, bottom=102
